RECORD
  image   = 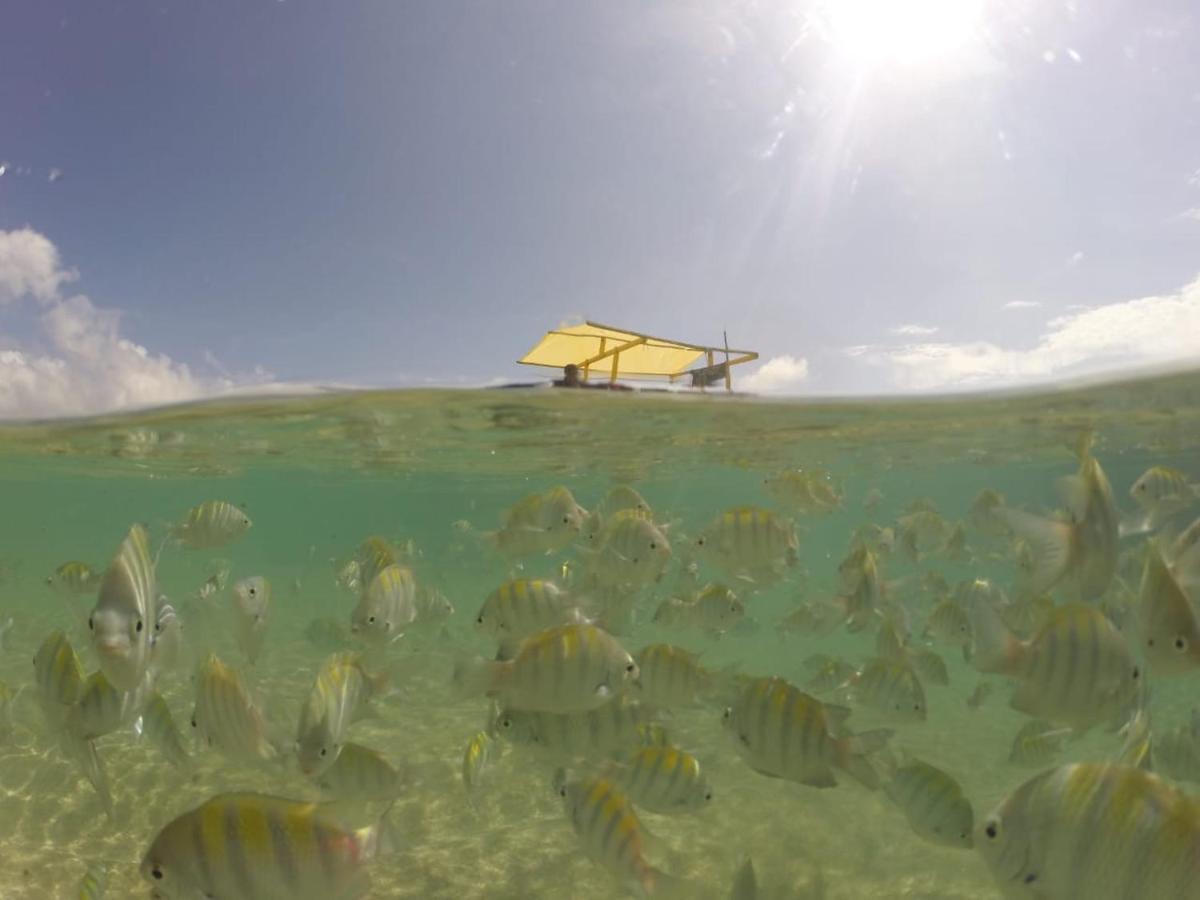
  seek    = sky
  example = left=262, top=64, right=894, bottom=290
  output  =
left=2, top=0, right=1199, bottom=416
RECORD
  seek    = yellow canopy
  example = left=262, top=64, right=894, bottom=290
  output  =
left=517, top=321, right=758, bottom=388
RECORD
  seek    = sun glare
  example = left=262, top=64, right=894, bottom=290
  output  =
left=822, top=0, right=984, bottom=66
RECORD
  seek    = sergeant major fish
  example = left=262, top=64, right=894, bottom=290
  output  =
left=169, top=500, right=252, bottom=550
left=232, top=576, right=272, bottom=666
left=89, top=524, right=158, bottom=691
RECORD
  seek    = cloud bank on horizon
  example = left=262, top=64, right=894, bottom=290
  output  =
left=1, top=225, right=1199, bottom=413
left=0, top=227, right=269, bottom=419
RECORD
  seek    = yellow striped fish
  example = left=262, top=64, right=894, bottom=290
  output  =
left=491, top=697, right=658, bottom=760
left=139, top=690, right=191, bottom=771
left=978, top=763, right=1200, bottom=899
left=140, top=792, right=396, bottom=899
left=1138, top=544, right=1200, bottom=675
left=847, top=658, right=927, bottom=723
left=452, top=623, right=638, bottom=714
left=296, top=652, right=387, bottom=775
left=77, top=864, right=108, bottom=899
left=695, top=506, right=799, bottom=582
left=884, top=758, right=974, bottom=849
left=556, top=774, right=678, bottom=897
left=722, top=677, right=891, bottom=790
left=998, top=437, right=1119, bottom=601
left=924, top=596, right=972, bottom=649
left=33, top=629, right=85, bottom=727
left=60, top=731, right=113, bottom=821
left=582, top=485, right=652, bottom=544
left=1130, top=465, right=1199, bottom=526
left=150, top=603, right=183, bottom=673
left=585, top=509, right=672, bottom=589
left=192, top=653, right=277, bottom=763
left=317, top=741, right=404, bottom=801
left=232, top=576, right=272, bottom=666
left=68, top=667, right=155, bottom=740
left=969, top=601, right=1140, bottom=732
left=633, top=643, right=714, bottom=708
left=170, top=500, right=252, bottom=549
left=89, top=524, right=157, bottom=691
left=493, top=486, right=587, bottom=557
left=354, top=536, right=398, bottom=590
left=46, top=560, right=101, bottom=595
left=762, top=468, right=842, bottom=514
left=802, top=654, right=857, bottom=694
left=475, top=579, right=586, bottom=654
left=609, top=745, right=713, bottom=814
left=350, top=564, right=417, bottom=646
left=461, top=730, right=496, bottom=808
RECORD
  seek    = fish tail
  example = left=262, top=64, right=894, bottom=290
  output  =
left=637, top=865, right=691, bottom=899
left=838, top=728, right=894, bottom=791
left=998, top=508, right=1074, bottom=593
left=967, top=595, right=1024, bottom=675
left=450, top=656, right=504, bottom=699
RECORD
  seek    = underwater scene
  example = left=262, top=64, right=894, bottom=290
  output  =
left=0, top=372, right=1199, bottom=900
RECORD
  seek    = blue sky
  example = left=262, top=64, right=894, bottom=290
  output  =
left=2, top=0, right=1199, bottom=415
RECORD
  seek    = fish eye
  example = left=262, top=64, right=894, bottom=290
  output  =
left=721, top=708, right=732, bottom=720
left=984, top=819, right=999, bottom=840
left=625, top=663, right=636, bottom=673
left=649, top=542, right=656, bottom=550
left=704, top=790, right=714, bottom=801
left=152, top=867, right=164, bottom=880
left=562, top=516, right=570, bottom=524
left=248, top=587, right=256, bottom=596
left=476, top=615, right=484, bottom=625
left=697, top=537, right=705, bottom=546
left=1024, top=873, right=1038, bottom=884
left=558, top=785, right=568, bottom=798
left=368, top=616, right=376, bottom=624
left=1133, top=666, right=1141, bottom=680
left=136, top=620, right=143, bottom=633
left=87, top=617, right=93, bottom=630
left=320, top=747, right=327, bottom=757
left=1176, top=637, right=1188, bottom=652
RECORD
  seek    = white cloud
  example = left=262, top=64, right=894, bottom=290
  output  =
left=849, top=275, right=1200, bottom=392
left=1180, top=208, right=1200, bottom=222
left=1003, top=300, right=1041, bottom=309
left=0, top=227, right=268, bottom=419
left=1067, top=250, right=1085, bottom=266
left=741, top=354, right=810, bottom=393
left=890, top=324, right=939, bottom=336
left=0, top=227, right=76, bottom=303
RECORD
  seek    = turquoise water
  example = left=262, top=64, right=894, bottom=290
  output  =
left=0, top=373, right=1198, bottom=898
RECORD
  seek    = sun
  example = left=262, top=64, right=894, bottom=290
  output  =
left=820, top=0, right=985, bottom=67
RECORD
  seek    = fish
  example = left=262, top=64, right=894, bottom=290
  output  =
left=474, top=579, right=588, bottom=654
left=316, top=741, right=405, bottom=800
left=695, top=506, right=799, bottom=583
left=924, top=596, right=972, bottom=649
left=970, top=600, right=1141, bottom=732
left=1156, top=724, right=1200, bottom=785
left=140, top=791, right=396, bottom=900
left=607, top=745, right=713, bottom=814
left=89, top=523, right=158, bottom=691
left=350, top=563, right=417, bottom=646
left=652, top=583, right=745, bottom=636
left=296, top=652, right=388, bottom=775
left=170, top=500, right=252, bottom=549
left=966, top=681, right=994, bottom=710
left=884, top=758, right=974, bottom=849
left=232, top=576, right=272, bottom=665
left=977, top=763, right=1200, bottom=900
left=355, top=537, right=398, bottom=590
left=555, top=773, right=679, bottom=897
left=1169, top=516, right=1200, bottom=590
left=1116, top=705, right=1154, bottom=771
left=582, top=508, right=672, bottom=589
left=461, top=730, right=496, bottom=808
left=778, top=598, right=843, bottom=636
left=1007, top=720, right=1069, bottom=767
left=33, top=629, right=85, bottom=726
left=582, top=485, right=653, bottom=543
left=801, top=654, right=858, bottom=694
left=452, top=622, right=638, bottom=714
left=492, top=486, right=588, bottom=557
left=1138, top=542, right=1200, bottom=675
left=969, top=488, right=1008, bottom=536
left=68, top=667, right=155, bottom=740
left=722, top=676, right=892, bottom=790
left=909, top=647, right=950, bottom=687
left=896, top=510, right=948, bottom=561
left=492, top=697, right=659, bottom=761
left=151, top=603, right=183, bottom=673
left=334, top=558, right=362, bottom=595
left=634, top=643, right=716, bottom=708
left=1129, top=465, right=1199, bottom=529
left=411, top=585, right=455, bottom=631
left=46, top=561, right=101, bottom=595
left=61, top=731, right=114, bottom=820
left=845, top=658, right=927, bottom=723
left=77, top=864, right=109, bottom=899
left=762, top=468, right=842, bottom=514
left=139, top=691, right=191, bottom=771
left=836, top=544, right=888, bottom=632
left=998, top=435, right=1119, bottom=600
left=192, top=653, right=278, bottom=763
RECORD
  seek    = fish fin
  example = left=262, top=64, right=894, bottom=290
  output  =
left=999, top=508, right=1074, bottom=592
left=1119, top=513, right=1156, bottom=539
left=967, top=599, right=1024, bottom=675
left=636, top=867, right=696, bottom=900
left=1172, top=536, right=1200, bottom=591
left=728, top=857, right=758, bottom=900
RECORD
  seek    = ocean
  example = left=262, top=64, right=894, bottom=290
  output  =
left=0, top=371, right=1198, bottom=899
